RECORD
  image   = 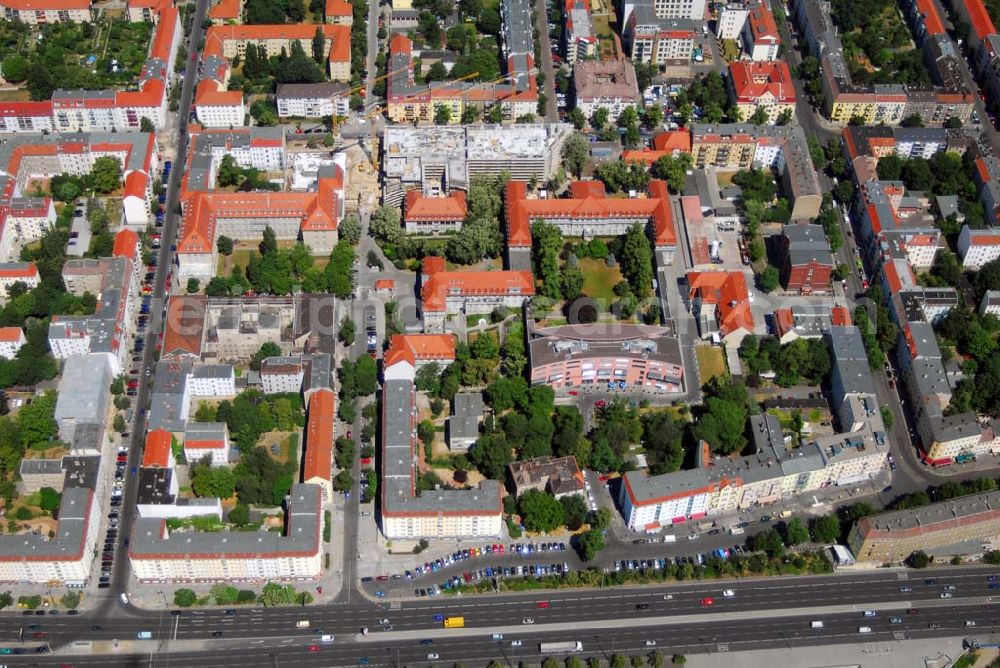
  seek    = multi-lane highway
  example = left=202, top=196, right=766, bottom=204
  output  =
left=5, top=565, right=999, bottom=664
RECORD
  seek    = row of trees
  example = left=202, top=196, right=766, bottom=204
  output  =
left=240, top=39, right=325, bottom=86
left=337, top=354, right=378, bottom=423
left=194, top=390, right=305, bottom=450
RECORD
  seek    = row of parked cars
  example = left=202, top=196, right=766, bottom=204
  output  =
left=387, top=542, right=569, bottom=581
left=414, top=561, right=574, bottom=597
left=615, top=546, right=746, bottom=573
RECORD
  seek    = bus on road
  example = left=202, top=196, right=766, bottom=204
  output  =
left=443, top=617, right=465, bottom=628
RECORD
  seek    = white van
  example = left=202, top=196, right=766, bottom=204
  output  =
left=662, top=534, right=677, bottom=543
left=295, top=620, right=310, bottom=629
left=858, top=626, right=872, bottom=634
left=729, top=527, right=744, bottom=536
left=321, top=634, right=335, bottom=642
left=120, top=593, right=129, bottom=605
left=137, top=631, right=152, bottom=639
left=810, top=621, right=824, bottom=629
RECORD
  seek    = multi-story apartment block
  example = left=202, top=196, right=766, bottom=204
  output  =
left=741, top=4, right=780, bottom=60
left=794, top=0, right=974, bottom=126
left=381, top=358, right=503, bottom=539
left=129, top=483, right=323, bottom=582
left=564, top=0, right=597, bottom=63
left=54, top=354, right=112, bottom=444
left=303, top=388, right=334, bottom=501
left=383, top=334, right=457, bottom=381
left=276, top=83, right=351, bottom=118
left=981, top=290, right=1000, bottom=317
left=780, top=223, right=834, bottom=293
left=325, top=0, right=353, bottom=24
left=623, top=3, right=698, bottom=65
left=572, top=59, right=642, bottom=121
left=0, top=102, right=54, bottom=133
left=957, top=224, right=1000, bottom=268
left=0, top=327, right=25, bottom=359
left=0, top=261, right=39, bottom=298
left=194, top=80, right=245, bottom=128
left=716, top=3, right=749, bottom=39
left=848, top=491, right=1000, bottom=563
left=404, top=190, right=467, bottom=234
left=381, top=124, right=573, bottom=205
left=448, top=392, right=484, bottom=451
left=183, top=422, right=231, bottom=467
left=728, top=61, right=795, bottom=124
left=206, top=0, right=240, bottom=24
left=420, top=256, right=534, bottom=332
left=505, top=179, right=677, bottom=269
left=771, top=304, right=851, bottom=343
left=528, top=323, right=684, bottom=395
left=261, top=357, right=307, bottom=394
left=176, top=129, right=344, bottom=279
left=202, top=24, right=352, bottom=81
left=634, top=0, right=706, bottom=20
left=690, top=124, right=822, bottom=219
left=0, top=0, right=92, bottom=24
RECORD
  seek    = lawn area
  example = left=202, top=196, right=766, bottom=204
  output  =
left=695, top=344, right=727, bottom=385
left=591, top=14, right=620, bottom=60
left=259, top=432, right=299, bottom=465
left=721, top=39, right=739, bottom=62
left=217, top=249, right=254, bottom=276
left=580, top=257, right=623, bottom=303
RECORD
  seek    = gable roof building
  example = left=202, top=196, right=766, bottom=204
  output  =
left=685, top=271, right=756, bottom=341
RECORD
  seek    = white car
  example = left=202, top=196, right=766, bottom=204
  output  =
left=521, top=618, right=534, bottom=625
left=645, top=640, right=657, bottom=647
left=511, top=640, right=522, bottom=647
left=722, top=589, right=735, bottom=598
left=427, top=653, right=439, bottom=660
left=662, top=594, right=674, bottom=600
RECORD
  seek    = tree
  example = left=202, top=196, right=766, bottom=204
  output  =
left=906, top=550, right=931, bottom=568
left=435, top=104, right=453, bottom=125
left=759, top=265, right=780, bottom=292
left=478, top=7, right=501, bottom=33
left=518, top=489, right=565, bottom=532
left=186, top=277, right=200, bottom=294
left=562, top=133, right=589, bottom=178
left=651, top=153, right=693, bottom=194
left=113, top=414, right=127, bottom=433
left=339, top=213, right=361, bottom=245
left=17, top=391, right=58, bottom=451
left=425, top=61, right=448, bottom=82
left=139, top=116, right=156, bottom=133
left=338, top=318, right=356, bottom=346
left=568, top=107, right=586, bottom=129
left=174, top=589, right=198, bottom=607
left=560, top=494, right=588, bottom=529
left=258, top=582, right=299, bottom=607
left=810, top=514, right=841, bottom=543
left=2, top=55, right=28, bottom=84
left=415, top=362, right=442, bottom=395
left=229, top=503, right=250, bottom=526
left=251, top=341, right=282, bottom=370
left=370, top=205, right=403, bottom=244
left=217, top=236, right=234, bottom=255
left=750, top=528, right=785, bottom=557
left=468, top=433, right=512, bottom=479
left=191, top=460, right=236, bottom=498
left=619, top=224, right=653, bottom=299
left=26, top=61, right=54, bottom=101
left=576, top=528, right=606, bottom=561
left=312, top=26, right=325, bottom=64
left=783, top=517, right=809, bottom=545
left=38, top=487, right=61, bottom=512
left=90, top=157, right=122, bottom=194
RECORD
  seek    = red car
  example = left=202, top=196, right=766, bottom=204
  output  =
left=308, top=644, right=319, bottom=652
left=594, top=400, right=606, bottom=408
left=537, top=601, right=550, bottom=609
left=347, top=430, right=352, bottom=439
left=701, top=598, right=714, bottom=606
left=360, top=457, right=372, bottom=466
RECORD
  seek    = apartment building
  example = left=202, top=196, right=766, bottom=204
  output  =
left=276, top=82, right=351, bottom=118
left=0, top=262, right=40, bottom=298
left=325, top=0, right=352, bottom=24
left=635, top=0, right=706, bottom=20
left=794, top=0, right=974, bottom=126
left=381, top=358, right=503, bottom=539
left=49, top=256, right=137, bottom=374
left=448, top=392, right=484, bottom=451
left=564, top=0, right=597, bottom=63
left=728, top=61, right=795, bottom=124
left=177, top=130, right=344, bottom=280
left=980, top=290, right=1000, bottom=317
left=572, top=59, right=642, bottom=121
left=508, top=455, right=585, bottom=499
left=129, top=483, right=323, bottom=582
left=382, top=334, right=457, bottom=381
left=741, top=4, right=780, bottom=60
left=528, top=323, right=684, bottom=395
left=0, top=102, right=54, bottom=133
left=0, top=327, right=25, bottom=359
left=183, top=422, right=231, bottom=467
left=0, top=0, right=92, bottom=24
left=690, top=124, right=822, bottom=219
left=420, top=256, right=534, bottom=331
left=716, top=3, right=749, bottom=39
left=203, top=24, right=351, bottom=81
left=381, top=124, right=573, bottom=205
left=505, top=179, right=676, bottom=268
left=685, top=271, right=756, bottom=342
left=194, top=80, right=245, bottom=128
left=848, top=491, right=1000, bottom=563
left=623, top=5, right=699, bottom=65
left=771, top=304, right=851, bottom=344
left=0, top=487, right=98, bottom=584
left=404, top=190, right=467, bottom=234
left=303, top=389, right=334, bottom=501
left=780, top=223, right=834, bottom=293
left=54, top=354, right=112, bottom=444
left=957, top=225, right=1000, bottom=268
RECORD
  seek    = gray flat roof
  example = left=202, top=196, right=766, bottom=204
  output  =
left=55, top=355, right=112, bottom=426
left=382, top=380, right=501, bottom=514
left=450, top=392, right=484, bottom=441
left=0, top=487, right=91, bottom=559
left=860, top=490, right=1000, bottom=534
left=130, top=483, right=321, bottom=558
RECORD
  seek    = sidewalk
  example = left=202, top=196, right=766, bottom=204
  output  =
left=681, top=637, right=966, bottom=668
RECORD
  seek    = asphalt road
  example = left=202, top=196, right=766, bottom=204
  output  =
left=7, top=566, right=1000, bottom=665
left=107, top=0, right=210, bottom=611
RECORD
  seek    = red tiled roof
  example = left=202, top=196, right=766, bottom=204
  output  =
left=965, top=0, right=997, bottom=40
left=208, top=0, right=240, bottom=19
left=113, top=229, right=139, bottom=259
left=747, top=5, right=780, bottom=43
left=0, top=327, right=23, bottom=343
left=325, top=0, right=351, bottom=17
left=729, top=61, right=795, bottom=104
left=162, top=295, right=205, bottom=357
left=421, top=261, right=534, bottom=312
left=203, top=24, right=351, bottom=65
left=0, top=262, right=37, bottom=279
left=143, top=429, right=172, bottom=468
left=621, top=131, right=692, bottom=165
left=831, top=306, right=851, bottom=326
left=185, top=439, right=225, bottom=449
left=303, top=388, right=334, bottom=484
left=773, top=308, right=794, bottom=338
left=375, top=279, right=394, bottom=290
left=195, top=79, right=244, bottom=107
left=123, top=171, right=148, bottom=199
left=0, top=101, right=52, bottom=118
left=384, top=334, right=457, bottom=369
left=404, top=190, right=467, bottom=222
left=686, top=271, right=755, bottom=336
left=914, top=0, right=946, bottom=36
left=505, top=179, right=675, bottom=249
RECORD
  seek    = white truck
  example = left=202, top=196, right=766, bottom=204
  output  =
left=540, top=641, right=583, bottom=654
